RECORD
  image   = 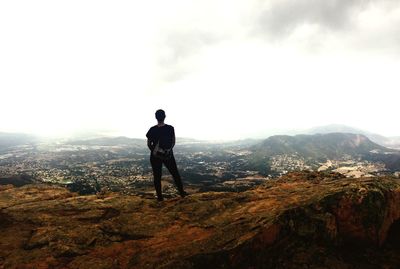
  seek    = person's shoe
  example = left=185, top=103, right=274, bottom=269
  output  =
left=157, top=197, right=164, bottom=202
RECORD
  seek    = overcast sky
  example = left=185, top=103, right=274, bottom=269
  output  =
left=1, top=0, right=399, bottom=140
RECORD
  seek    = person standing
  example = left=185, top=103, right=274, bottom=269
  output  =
left=146, top=109, right=186, bottom=201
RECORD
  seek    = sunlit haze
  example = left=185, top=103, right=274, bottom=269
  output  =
left=1, top=0, right=400, bottom=140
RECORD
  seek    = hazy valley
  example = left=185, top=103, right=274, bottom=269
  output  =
left=1, top=125, right=400, bottom=198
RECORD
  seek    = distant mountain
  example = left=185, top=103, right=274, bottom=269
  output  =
left=306, top=124, right=400, bottom=149
left=252, top=133, right=391, bottom=161
left=0, top=132, right=38, bottom=151
left=66, top=136, right=146, bottom=147
left=65, top=136, right=208, bottom=148
left=307, top=124, right=374, bottom=135
left=383, top=136, right=400, bottom=150
left=247, top=133, right=400, bottom=173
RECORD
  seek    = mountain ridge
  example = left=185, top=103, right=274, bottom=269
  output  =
left=1, top=124, right=400, bottom=148
left=246, top=133, right=400, bottom=175
left=306, top=124, right=400, bottom=149
left=253, top=132, right=391, bottom=160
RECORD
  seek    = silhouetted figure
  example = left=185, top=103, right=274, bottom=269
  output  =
left=146, top=109, right=186, bottom=201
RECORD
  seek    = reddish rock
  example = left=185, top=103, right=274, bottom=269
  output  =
left=1, top=172, right=400, bottom=268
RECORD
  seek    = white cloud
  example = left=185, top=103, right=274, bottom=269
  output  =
left=1, top=0, right=399, bottom=139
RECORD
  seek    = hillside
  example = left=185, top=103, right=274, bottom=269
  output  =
left=253, top=133, right=390, bottom=160
left=307, top=124, right=400, bottom=149
left=1, top=172, right=400, bottom=268
left=0, top=132, right=38, bottom=152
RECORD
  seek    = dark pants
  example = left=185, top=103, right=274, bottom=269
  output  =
left=150, top=154, right=184, bottom=199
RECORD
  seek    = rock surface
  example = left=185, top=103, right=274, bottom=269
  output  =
left=1, top=171, right=400, bottom=269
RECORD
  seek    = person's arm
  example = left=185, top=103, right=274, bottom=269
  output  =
left=146, top=128, right=153, bottom=151
left=171, top=127, right=175, bottom=149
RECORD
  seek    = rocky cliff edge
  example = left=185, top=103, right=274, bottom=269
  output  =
left=1, top=171, right=400, bottom=269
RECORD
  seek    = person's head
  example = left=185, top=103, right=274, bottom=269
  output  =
left=155, top=109, right=166, bottom=122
